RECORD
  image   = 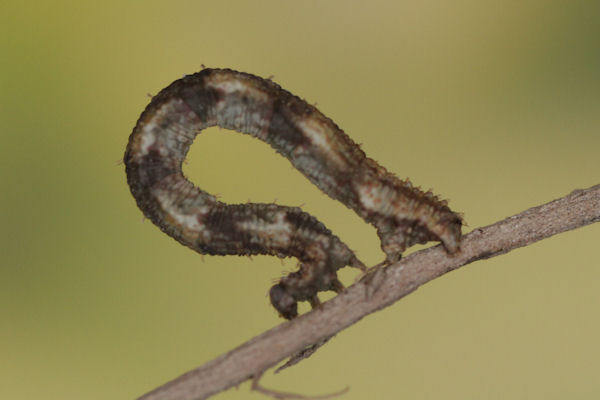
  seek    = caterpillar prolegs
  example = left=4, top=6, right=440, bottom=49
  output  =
left=124, top=68, right=462, bottom=319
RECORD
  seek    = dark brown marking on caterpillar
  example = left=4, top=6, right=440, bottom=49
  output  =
left=124, top=68, right=462, bottom=319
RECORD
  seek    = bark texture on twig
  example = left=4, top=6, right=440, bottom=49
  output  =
left=138, top=185, right=600, bottom=400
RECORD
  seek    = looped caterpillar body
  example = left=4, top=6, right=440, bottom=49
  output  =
left=124, top=68, right=462, bottom=319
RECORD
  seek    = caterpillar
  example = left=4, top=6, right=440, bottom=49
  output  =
left=124, top=68, right=462, bottom=319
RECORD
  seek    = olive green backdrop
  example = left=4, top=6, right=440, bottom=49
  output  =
left=2, top=1, right=599, bottom=399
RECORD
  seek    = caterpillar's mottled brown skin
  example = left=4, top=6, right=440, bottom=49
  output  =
left=124, top=68, right=462, bottom=319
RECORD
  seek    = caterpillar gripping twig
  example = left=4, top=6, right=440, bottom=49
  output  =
left=124, top=68, right=462, bottom=319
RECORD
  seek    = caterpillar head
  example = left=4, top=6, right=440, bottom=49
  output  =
left=269, top=283, right=298, bottom=319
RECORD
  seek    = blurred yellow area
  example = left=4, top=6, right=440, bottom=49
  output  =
left=1, top=1, right=599, bottom=399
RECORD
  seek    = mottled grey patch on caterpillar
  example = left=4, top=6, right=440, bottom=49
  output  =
left=124, top=68, right=462, bottom=319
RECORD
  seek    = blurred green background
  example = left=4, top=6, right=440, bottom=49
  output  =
left=2, top=1, right=599, bottom=399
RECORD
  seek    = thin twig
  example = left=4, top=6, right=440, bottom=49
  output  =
left=251, top=370, right=349, bottom=399
left=274, top=335, right=334, bottom=373
left=138, top=185, right=600, bottom=400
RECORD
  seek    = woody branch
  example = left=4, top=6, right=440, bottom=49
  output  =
left=139, top=184, right=600, bottom=400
